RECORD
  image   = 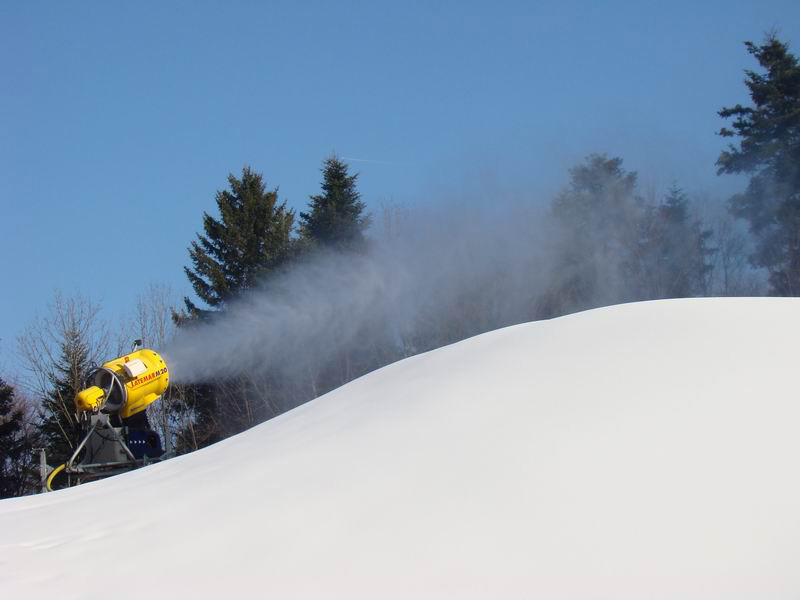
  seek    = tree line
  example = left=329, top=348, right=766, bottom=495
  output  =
left=2, top=34, right=798, bottom=498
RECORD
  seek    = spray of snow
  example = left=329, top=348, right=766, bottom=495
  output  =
left=162, top=199, right=627, bottom=384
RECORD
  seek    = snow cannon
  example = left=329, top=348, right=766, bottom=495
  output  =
left=74, top=348, right=170, bottom=423
left=42, top=343, right=173, bottom=492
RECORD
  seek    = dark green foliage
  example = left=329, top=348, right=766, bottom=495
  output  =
left=184, top=167, right=295, bottom=314
left=178, top=167, right=296, bottom=450
left=717, top=35, right=800, bottom=295
left=39, top=332, right=90, bottom=466
left=293, top=156, right=375, bottom=397
left=300, top=157, right=369, bottom=249
left=0, top=378, right=27, bottom=498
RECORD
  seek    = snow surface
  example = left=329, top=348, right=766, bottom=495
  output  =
left=2, top=298, right=800, bottom=599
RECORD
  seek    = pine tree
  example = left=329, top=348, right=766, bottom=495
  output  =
left=39, top=330, right=91, bottom=466
left=635, top=185, right=714, bottom=299
left=300, top=156, right=369, bottom=250
left=291, top=157, right=372, bottom=399
left=544, top=154, right=643, bottom=314
left=0, top=377, right=26, bottom=498
left=184, top=166, right=295, bottom=314
left=178, top=167, right=295, bottom=450
left=717, top=35, right=800, bottom=295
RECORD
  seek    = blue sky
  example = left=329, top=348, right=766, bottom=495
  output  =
left=1, top=0, right=799, bottom=376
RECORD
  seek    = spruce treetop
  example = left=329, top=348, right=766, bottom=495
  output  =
left=717, top=35, right=800, bottom=295
left=184, top=167, right=295, bottom=314
left=300, top=156, right=369, bottom=249
left=553, top=154, right=641, bottom=239
left=661, top=184, right=690, bottom=224
left=718, top=35, right=800, bottom=179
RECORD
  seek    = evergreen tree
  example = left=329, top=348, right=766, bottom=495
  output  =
left=178, top=167, right=295, bottom=450
left=544, top=154, right=643, bottom=314
left=39, top=330, right=91, bottom=466
left=184, top=166, right=295, bottom=314
left=300, top=156, right=369, bottom=249
left=17, top=293, right=109, bottom=475
left=0, top=377, right=26, bottom=498
left=717, top=35, right=800, bottom=295
left=292, top=157, right=373, bottom=399
left=635, top=185, right=714, bottom=299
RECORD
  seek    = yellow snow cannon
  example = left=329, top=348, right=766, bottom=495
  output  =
left=74, top=347, right=170, bottom=420
left=43, top=343, right=172, bottom=492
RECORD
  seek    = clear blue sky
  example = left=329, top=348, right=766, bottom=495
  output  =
left=1, top=0, right=798, bottom=375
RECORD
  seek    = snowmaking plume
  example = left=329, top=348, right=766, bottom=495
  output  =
left=161, top=195, right=634, bottom=390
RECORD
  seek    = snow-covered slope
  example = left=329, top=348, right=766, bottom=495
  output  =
left=2, top=298, right=799, bottom=599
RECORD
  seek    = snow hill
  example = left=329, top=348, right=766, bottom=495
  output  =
left=2, top=298, right=800, bottom=599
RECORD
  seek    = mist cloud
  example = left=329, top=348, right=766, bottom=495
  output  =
left=163, top=200, right=564, bottom=386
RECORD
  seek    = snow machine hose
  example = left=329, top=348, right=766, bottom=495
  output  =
left=46, top=464, right=66, bottom=492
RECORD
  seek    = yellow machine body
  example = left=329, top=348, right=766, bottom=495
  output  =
left=75, top=386, right=105, bottom=412
left=74, top=348, right=170, bottom=418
